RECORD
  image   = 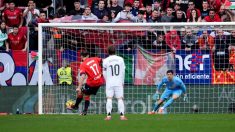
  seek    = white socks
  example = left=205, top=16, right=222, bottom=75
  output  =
left=106, top=99, right=112, bottom=115
left=118, top=99, right=124, bottom=115
left=106, top=98, right=125, bottom=115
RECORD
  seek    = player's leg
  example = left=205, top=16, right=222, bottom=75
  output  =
left=80, top=84, right=101, bottom=115
left=149, top=89, right=170, bottom=114
left=80, top=95, right=90, bottom=115
left=67, top=89, right=83, bottom=110
left=105, top=97, right=113, bottom=120
left=105, top=87, right=114, bottom=120
left=149, top=99, right=164, bottom=114
left=117, top=97, right=127, bottom=120
left=115, top=86, right=127, bottom=120
left=159, top=89, right=183, bottom=113
left=80, top=85, right=91, bottom=115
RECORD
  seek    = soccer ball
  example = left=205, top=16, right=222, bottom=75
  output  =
left=192, top=104, right=199, bottom=112
left=66, top=100, right=75, bottom=107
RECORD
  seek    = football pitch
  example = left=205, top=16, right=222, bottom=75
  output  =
left=0, top=114, right=235, bottom=132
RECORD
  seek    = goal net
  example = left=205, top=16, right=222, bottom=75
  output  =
left=38, top=23, right=235, bottom=114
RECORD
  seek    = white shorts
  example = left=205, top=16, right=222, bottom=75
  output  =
left=106, top=86, right=123, bottom=98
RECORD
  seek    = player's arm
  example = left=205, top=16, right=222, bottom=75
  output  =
left=76, top=73, right=86, bottom=93
left=102, top=59, right=107, bottom=80
left=152, top=78, right=165, bottom=100
left=179, top=79, right=188, bottom=101
left=156, top=78, right=165, bottom=93
left=175, top=78, right=186, bottom=94
left=23, top=7, right=30, bottom=17
left=19, top=11, right=23, bottom=28
left=5, top=41, right=9, bottom=52
left=2, top=11, right=5, bottom=23
left=23, top=35, right=27, bottom=51
left=181, top=82, right=186, bottom=94
left=122, top=59, right=126, bottom=85
left=97, top=57, right=103, bottom=67
left=76, top=65, right=86, bottom=93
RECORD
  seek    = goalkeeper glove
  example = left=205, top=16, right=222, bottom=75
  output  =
left=152, top=92, right=160, bottom=101
left=183, top=94, right=188, bottom=102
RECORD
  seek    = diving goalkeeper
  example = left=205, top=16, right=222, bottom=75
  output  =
left=148, top=70, right=188, bottom=114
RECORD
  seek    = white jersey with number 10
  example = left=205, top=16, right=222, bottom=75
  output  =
left=103, top=55, right=125, bottom=88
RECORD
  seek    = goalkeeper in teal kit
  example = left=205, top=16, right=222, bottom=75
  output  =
left=148, top=70, right=188, bottom=114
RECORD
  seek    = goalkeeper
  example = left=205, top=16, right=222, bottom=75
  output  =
left=148, top=70, right=187, bottom=114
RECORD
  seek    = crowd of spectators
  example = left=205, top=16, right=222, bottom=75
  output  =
left=0, top=0, right=51, bottom=51
left=56, top=0, right=235, bottom=23
left=0, top=0, right=235, bottom=71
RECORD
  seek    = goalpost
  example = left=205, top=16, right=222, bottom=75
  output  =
left=38, top=22, right=235, bottom=114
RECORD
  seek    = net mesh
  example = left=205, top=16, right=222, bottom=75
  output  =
left=39, top=23, right=235, bottom=114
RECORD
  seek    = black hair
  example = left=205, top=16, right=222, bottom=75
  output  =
left=8, top=0, right=15, bottom=4
left=125, top=2, right=132, bottom=7
left=189, top=0, right=195, bottom=4
left=74, top=0, right=80, bottom=3
left=80, top=50, right=89, bottom=57
left=138, top=10, right=145, bottom=15
left=209, top=9, right=215, bottom=13
left=166, top=70, right=174, bottom=74
left=0, top=21, right=7, bottom=34
left=12, top=26, right=19, bottom=29
left=107, top=45, right=116, bottom=55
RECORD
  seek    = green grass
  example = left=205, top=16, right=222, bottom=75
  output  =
left=0, top=114, right=235, bottom=132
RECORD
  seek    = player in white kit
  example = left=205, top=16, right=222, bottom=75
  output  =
left=103, top=46, right=127, bottom=120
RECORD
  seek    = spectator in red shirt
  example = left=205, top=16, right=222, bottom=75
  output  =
left=203, top=9, right=221, bottom=22
left=2, top=0, right=23, bottom=27
left=124, top=0, right=143, bottom=8
left=186, top=0, right=201, bottom=19
left=208, top=0, right=225, bottom=13
left=67, top=50, right=104, bottom=115
left=0, top=0, right=5, bottom=9
left=198, top=30, right=214, bottom=50
left=6, top=26, right=27, bottom=51
left=165, top=30, right=181, bottom=52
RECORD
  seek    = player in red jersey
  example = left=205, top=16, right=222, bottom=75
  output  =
left=67, top=50, right=104, bottom=115
left=6, top=26, right=27, bottom=51
left=2, top=1, right=23, bottom=27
